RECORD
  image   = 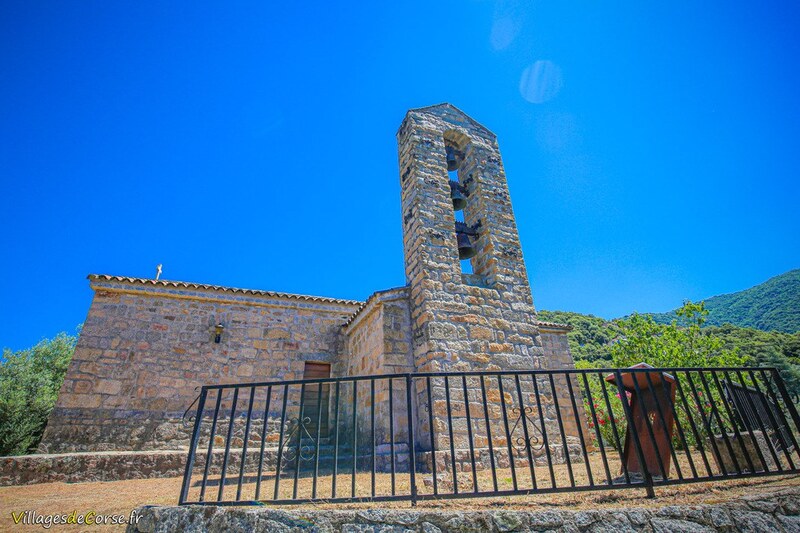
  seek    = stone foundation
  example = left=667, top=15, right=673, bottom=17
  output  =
left=0, top=450, right=191, bottom=486
left=127, top=486, right=800, bottom=532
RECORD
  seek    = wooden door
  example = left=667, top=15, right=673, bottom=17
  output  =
left=302, top=362, right=331, bottom=438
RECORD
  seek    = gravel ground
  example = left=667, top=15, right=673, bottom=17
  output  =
left=1, top=473, right=799, bottom=532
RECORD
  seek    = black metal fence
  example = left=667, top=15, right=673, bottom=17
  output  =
left=178, top=367, right=800, bottom=506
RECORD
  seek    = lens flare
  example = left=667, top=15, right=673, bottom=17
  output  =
left=490, top=16, right=520, bottom=50
left=519, top=60, right=563, bottom=104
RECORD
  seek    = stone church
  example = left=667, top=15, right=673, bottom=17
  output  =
left=42, top=104, right=578, bottom=453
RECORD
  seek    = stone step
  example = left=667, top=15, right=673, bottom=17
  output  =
left=1, top=450, right=193, bottom=487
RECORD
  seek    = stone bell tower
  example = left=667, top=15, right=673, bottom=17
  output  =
left=397, top=104, right=547, bottom=374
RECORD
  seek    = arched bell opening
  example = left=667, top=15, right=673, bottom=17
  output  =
left=443, top=132, right=476, bottom=275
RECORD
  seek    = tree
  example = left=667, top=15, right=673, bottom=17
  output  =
left=0, top=332, right=77, bottom=456
left=577, top=302, right=746, bottom=449
left=610, top=301, right=745, bottom=368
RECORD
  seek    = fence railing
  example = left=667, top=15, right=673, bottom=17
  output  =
left=178, top=367, right=800, bottom=506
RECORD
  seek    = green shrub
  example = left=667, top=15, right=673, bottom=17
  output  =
left=0, top=332, right=76, bottom=456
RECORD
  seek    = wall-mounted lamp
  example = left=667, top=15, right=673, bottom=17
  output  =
left=214, top=323, right=224, bottom=344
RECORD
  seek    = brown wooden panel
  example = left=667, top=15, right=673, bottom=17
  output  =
left=302, top=363, right=330, bottom=438
left=304, top=362, right=331, bottom=378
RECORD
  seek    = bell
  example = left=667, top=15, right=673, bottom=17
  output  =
left=457, top=230, right=477, bottom=260
left=445, top=145, right=460, bottom=171
left=449, top=180, right=467, bottom=211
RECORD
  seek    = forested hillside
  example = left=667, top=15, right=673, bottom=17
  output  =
left=647, top=269, right=800, bottom=333
left=538, top=308, right=800, bottom=395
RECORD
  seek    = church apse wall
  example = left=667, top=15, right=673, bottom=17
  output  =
left=42, top=275, right=361, bottom=452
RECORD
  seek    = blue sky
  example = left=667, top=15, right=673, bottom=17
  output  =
left=2, top=1, right=799, bottom=351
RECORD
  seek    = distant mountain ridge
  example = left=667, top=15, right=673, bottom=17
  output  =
left=647, top=269, right=800, bottom=333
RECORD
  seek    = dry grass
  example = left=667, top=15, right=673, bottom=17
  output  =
left=1, top=459, right=799, bottom=532
left=0, top=476, right=182, bottom=533
left=181, top=448, right=795, bottom=503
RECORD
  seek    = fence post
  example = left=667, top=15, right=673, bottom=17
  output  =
left=770, top=368, right=800, bottom=447
left=613, top=370, right=655, bottom=498
left=179, top=387, right=208, bottom=504
left=406, top=374, right=417, bottom=506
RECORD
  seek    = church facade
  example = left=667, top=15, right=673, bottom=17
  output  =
left=42, top=104, right=579, bottom=453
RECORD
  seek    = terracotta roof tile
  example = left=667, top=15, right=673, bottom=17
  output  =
left=536, top=320, right=573, bottom=331
left=88, top=274, right=363, bottom=306
left=342, top=286, right=409, bottom=328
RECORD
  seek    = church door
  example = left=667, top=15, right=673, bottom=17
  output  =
left=302, top=362, right=330, bottom=438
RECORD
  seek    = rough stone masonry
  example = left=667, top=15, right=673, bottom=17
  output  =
left=127, top=486, right=800, bottom=533
left=41, top=104, right=584, bottom=466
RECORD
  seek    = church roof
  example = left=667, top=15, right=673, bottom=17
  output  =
left=88, top=274, right=363, bottom=306
left=536, top=320, right=573, bottom=331
left=402, top=103, right=497, bottom=139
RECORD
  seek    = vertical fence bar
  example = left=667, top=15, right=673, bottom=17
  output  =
left=657, top=374, right=697, bottom=479
left=444, top=375, right=458, bottom=493
left=461, top=375, right=478, bottom=493
left=371, top=378, right=376, bottom=498
left=313, top=381, right=324, bottom=499
left=674, top=375, right=713, bottom=477
left=598, top=372, right=630, bottom=484
left=748, top=370, right=797, bottom=470
left=548, top=373, right=573, bottom=488
left=515, top=374, right=537, bottom=489
left=581, top=373, right=612, bottom=485
left=533, top=374, right=556, bottom=488
left=642, top=371, right=683, bottom=480
left=179, top=388, right=208, bottom=504
left=756, top=368, right=799, bottom=468
left=768, top=368, right=800, bottom=462
left=628, top=370, right=668, bottom=480
left=614, top=370, right=654, bottom=497
left=273, top=384, right=290, bottom=500
left=697, top=371, right=741, bottom=474
left=389, top=378, right=396, bottom=495
left=426, top=376, right=438, bottom=496
left=745, top=369, right=789, bottom=469
left=498, top=375, right=518, bottom=490
left=351, top=380, right=358, bottom=498
left=709, top=371, right=755, bottom=474
left=332, top=381, right=341, bottom=499
left=565, top=373, right=594, bottom=486
left=254, top=385, right=272, bottom=501
left=236, top=386, right=256, bottom=501
left=685, top=372, right=727, bottom=476
left=292, top=383, right=307, bottom=499
left=199, top=391, right=223, bottom=502
left=480, top=375, right=498, bottom=492
left=675, top=372, right=718, bottom=477
left=406, top=374, right=418, bottom=507
left=724, top=371, right=769, bottom=473
left=218, top=387, right=240, bottom=502
left=769, top=368, right=800, bottom=431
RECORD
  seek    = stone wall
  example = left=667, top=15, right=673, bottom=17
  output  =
left=40, top=105, right=587, bottom=468
left=41, top=276, right=361, bottom=453
left=398, top=105, right=546, bottom=375
left=339, top=288, right=414, bottom=467
left=539, top=326, right=592, bottom=448
left=396, top=104, right=587, bottom=461
left=1, top=450, right=201, bottom=486
left=127, top=486, right=800, bottom=532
